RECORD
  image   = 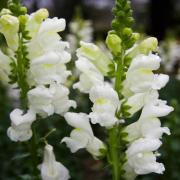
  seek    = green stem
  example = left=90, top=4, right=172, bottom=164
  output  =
left=108, top=51, right=125, bottom=180
left=108, top=127, right=120, bottom=180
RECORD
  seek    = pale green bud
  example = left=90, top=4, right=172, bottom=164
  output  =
left=0, top=9, right=12, bottom=16
left=126, top=37, right=158, bottom=59
left=131, top=33, right=140, bottom=42
left=78, top=41, right=113, bottom=76
left=106, top=33, right=122, bottom=55
left=0, top=14, right=19, bottom=51
left=123, top=28, right=132, bottom=37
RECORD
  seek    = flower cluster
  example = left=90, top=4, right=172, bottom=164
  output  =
left=0, top=7, right=76, bottom=180
left=121, top=45, right=174, bottom=179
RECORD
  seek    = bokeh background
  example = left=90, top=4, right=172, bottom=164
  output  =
left=0, top=0, right=180, bottom=179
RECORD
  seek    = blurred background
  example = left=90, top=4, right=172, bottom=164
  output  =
left=0, top=0, right=180, bottom=180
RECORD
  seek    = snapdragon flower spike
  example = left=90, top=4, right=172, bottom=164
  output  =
left=39, top=144, right=70, bottom=180
left=122, top=53, right=169, bottom=116
left=73, top=57, right=104, bottom=93
left=7, top=109, right=36, bottom=142
left=89, top=84, right=120, bottom=128
left=62, top=112, right=106, bottom=158
left=28, top=84, right=76, bottom=118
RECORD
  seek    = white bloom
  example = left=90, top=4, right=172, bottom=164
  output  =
left=122, top=54, right=169, bottom=116
left=27, top=15, right=67, bottom=59
left=73, top=57, right=104, bottom=93
left=28, top=86, right=54, bottom=117
left=77, top=41, right=112, bottom=76
left=123, top=54, right=169, bottom=95
left=50, top=83, right=76, bottom=115
left=125, top=138, right=165, bottom=176
left=62, top=112, right=105, bottom=158
left=126, top=99, right=173, bottom=142
left=89, top=84, right=120, bottom=127
left=28, top=84, right=76, bottom=118
left=28, top=51, right=71, bottom=86
left=7, top=109, right=36, bottom=142
left=39, top=144, right=70, bottom=180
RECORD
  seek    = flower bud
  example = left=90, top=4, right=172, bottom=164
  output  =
left=123, top=28, right=132, bottom=37
left=106, top=33, right=122, bottom=55
left=0, top=14, right=19, bottom=51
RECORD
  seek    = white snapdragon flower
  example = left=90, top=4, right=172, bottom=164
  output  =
left=122, top=54, right=169, bottom=116
left=0, top=50, right=11, bottom=83
left=73, top=57, right=104, bottom=93
left=28, top=84, right=76, bottom=118
left=50, top=83, right=76, bottom=115
left=28, top=51, right=71, bottom=86
left=27, top=14, right=66, bottom=59
left=28, top=86, right=54, bottom=117
left=126, top=99, right=174, bottom=142
left=124, top=138, right=165, bottom=178
left=7, top=109, right=36, bottom=142
left=89, top=84, right=120, bottom=128
left=62, top=112, right=106, bottom=158
left=76, top=41, right=112, bottom=76
left=0, top=14, right=19, bottom=51
left=39, top=144, right=70, bottom=180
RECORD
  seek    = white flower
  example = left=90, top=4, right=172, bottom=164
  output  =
left=89, top=84, right=120, bottom=127
left=39, top=144, right=70, bottom=180
left=62, top=112, right=106, bottom=158
left=28, top=84, right=76, bottom=118
left=126, top=99, right=173, bottom=142
left=0, top=49, right=11, bottom=83
left=122, top=54, right=169, bottom=116
left=73, top=57, right=104, bottom=93
left=76, top=41, right=112, bottom=76
left=50, top=83, right=76, bottom=115
left=28, top=86, right=54, bottom=117
left=7, top=109, right=36, bottom=142
left=125, top=138, right=165, bottom=176
left=27, top=17, right=66, bottom=59
left=0, top=14, right=19, bottom=51
left=28, top=51, right=71, bottom=86
left=123, top=54, right=169, bottom=95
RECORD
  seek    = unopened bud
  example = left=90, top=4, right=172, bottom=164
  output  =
left=106, top=33, right=122, bottom=54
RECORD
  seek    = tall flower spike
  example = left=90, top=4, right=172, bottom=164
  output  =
left=39, top=144, right=70, bottom=180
